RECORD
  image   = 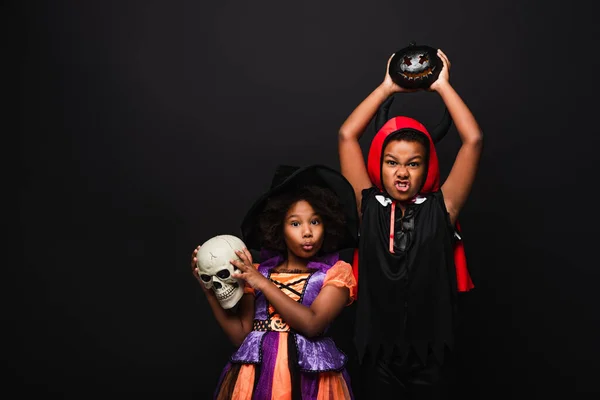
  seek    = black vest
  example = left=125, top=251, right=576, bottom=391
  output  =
left=354, top=187, right=458, bottom=366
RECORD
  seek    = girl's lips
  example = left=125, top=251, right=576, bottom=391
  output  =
left=302, top=244, right=314, bottom=251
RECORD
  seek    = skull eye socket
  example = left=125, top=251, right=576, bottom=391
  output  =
left=200, top=274, right=211, bottom=282
left=217, top=269, right=231, bottom=279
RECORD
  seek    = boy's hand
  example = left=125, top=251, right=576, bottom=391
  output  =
left=429, top=49, right=451, bottom=92
left=381, top=53, right=419, bottom=96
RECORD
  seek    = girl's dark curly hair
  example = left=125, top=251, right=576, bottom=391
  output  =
left=258, top=185, right=346, bottom=255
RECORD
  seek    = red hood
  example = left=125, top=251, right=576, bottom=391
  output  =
left=367, top=116, right=440, bottom=195
left=355, top=114, right=474, bottom=292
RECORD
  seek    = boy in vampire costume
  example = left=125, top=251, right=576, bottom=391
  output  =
left=337, top=48, right=482, bottom=399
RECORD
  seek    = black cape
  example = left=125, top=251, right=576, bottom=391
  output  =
left=354, top=187, right=458, bottom=366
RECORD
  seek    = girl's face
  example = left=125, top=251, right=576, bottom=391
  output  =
left=381, top=139, right=427, bottom=202
left=283, top=200, right=325, bottom=260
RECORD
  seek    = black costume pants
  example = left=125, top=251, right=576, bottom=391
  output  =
left=356, top=348, right=454, bottom=400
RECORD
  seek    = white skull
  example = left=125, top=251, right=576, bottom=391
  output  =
left=196, top=235, right=246, bottom=309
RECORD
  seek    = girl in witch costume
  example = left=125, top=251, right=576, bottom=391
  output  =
left=337, top=49, right=482, bottom=398
left=191, top=165, right=360, bottom=399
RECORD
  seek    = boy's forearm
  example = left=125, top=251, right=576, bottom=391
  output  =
left=339, top=84, right=393, bottom=141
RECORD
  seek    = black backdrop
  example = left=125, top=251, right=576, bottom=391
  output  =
left=14, top=0, right=600, bottom=397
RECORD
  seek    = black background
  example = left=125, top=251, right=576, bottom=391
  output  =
left=14, top=0, right=600, bottom=398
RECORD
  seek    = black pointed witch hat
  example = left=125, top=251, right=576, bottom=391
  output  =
left=240, top=164, right=359, bottom=253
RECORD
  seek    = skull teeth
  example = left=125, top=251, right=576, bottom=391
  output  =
left=215, top=284, right=237, bottom=300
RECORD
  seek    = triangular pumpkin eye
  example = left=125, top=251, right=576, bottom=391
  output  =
left=403, top=56, right=412, bottom=66
left=419, top=55, right=429, bottom=64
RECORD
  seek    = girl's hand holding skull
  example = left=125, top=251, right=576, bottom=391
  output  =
left=190, top=245, right=212, bottom=294
left=230, top=248, right=268, bottom=291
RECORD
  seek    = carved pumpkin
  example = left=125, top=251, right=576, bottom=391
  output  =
left=270, top=317, right=290, bottom=332
left=388, top=41, right=442, bottom=90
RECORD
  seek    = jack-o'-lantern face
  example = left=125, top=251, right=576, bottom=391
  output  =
left=270, top=317, right=290, bottom=332
left=389, top=42, right=442, bottom=89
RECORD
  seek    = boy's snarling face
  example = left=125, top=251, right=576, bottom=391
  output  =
left=381, top=139, right=428, bottom=202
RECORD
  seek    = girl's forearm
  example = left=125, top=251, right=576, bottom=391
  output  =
left=257, top=280, right=325, bottom=337
left=204, top=291, right=253, bottom=346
